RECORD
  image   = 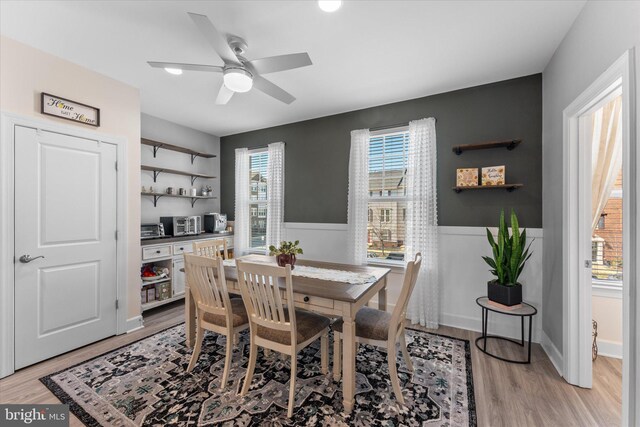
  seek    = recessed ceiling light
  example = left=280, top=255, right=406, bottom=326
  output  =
left=164, top=67, right=183, bottom=75
left=318, top=0, right=342, bottom=13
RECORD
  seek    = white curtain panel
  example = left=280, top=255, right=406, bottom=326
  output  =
left=347, top=128, right=370, bottom=265
left=234, top=148, right=250, bottom=257
left=266, top=142, right=285, bottom=251
left=591, top=96, right=622, bottom=232
left=406, top=118, right=439, bottom=328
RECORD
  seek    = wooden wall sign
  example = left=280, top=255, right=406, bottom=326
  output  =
left=456, top=168, right=479, bottom=187
left=41, top=93, right=100, bottom=127
left=482, top=165, right=506, bottom=186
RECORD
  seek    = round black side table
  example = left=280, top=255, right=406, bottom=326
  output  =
left=475, top=296, right=537, bottom=364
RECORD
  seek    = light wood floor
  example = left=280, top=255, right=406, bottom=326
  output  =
left=0, top=301, right=622, bottom=426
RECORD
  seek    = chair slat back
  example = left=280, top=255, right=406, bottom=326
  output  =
left=391, top=253, right=423, bottom=330
left=184, top=253, right=231, bottom=319
left=193, top=238, right=229, bottom=259
left=236, top=260, right=296, bottom=339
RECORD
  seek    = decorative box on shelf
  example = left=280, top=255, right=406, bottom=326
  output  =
left=155, top=282, right=171, bottom=301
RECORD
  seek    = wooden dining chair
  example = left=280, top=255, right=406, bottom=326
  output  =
left=236, top=259, right=331, bottom=418
left=193, top=238, right=229, bottom=259
left=183, top=253, right=249, bottom=389
left=333, top=252, right=423, bottom=405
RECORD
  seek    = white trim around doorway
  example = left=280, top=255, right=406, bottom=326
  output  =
left=0, top=112, right=129, bottom=378
left=562, top=49, right=637, bottom=425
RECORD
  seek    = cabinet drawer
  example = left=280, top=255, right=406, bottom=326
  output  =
left=142, top=245, right=172, bottom=260
left=173, top=243, right=193, bottom=255
left=293, top=293, right=334, bottom=309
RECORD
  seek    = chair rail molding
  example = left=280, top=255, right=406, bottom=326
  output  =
left=0, top=112, right=130, bottom=378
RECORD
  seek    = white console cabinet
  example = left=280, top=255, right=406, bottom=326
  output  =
left=140, top=235, right=233, bottom=312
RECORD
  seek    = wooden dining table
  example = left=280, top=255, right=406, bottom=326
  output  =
left=184, top=254, right=390, bottom=414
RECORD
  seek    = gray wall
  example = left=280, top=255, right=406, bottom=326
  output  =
left=141, top=113, right=220, bottom=223
left=221, top=74, right=542, bottom=227
left=542, top=1, right=640, bottom=353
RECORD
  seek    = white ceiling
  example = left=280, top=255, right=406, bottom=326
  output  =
left=0, top=1, right=584, bottom=137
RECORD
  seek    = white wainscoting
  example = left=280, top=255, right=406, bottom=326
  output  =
left=283, top=223, right=544, bottom=342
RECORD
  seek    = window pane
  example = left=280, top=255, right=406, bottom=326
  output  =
left=367, top=131, right=409, bottom=262
left=368, top=132, right=408, bottom=197
left=367, top=200, right=406, bottom=261
left=592, top=170, right=623, bottom=282
left=250, top=203, right=267, bottom=249
left=249, top=150, right=268, bottom=250
left=250, top=152, right=268, bottom=201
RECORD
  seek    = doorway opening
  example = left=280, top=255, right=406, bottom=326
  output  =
left=588, top=90, right=623, bottom=416
left=562, top=49, right=637, bottom=425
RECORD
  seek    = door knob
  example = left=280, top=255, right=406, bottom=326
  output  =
left=19, top=254, right=45, bottom=263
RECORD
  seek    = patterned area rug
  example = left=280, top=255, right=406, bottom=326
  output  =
left=41, top=324, right=476, bottom=426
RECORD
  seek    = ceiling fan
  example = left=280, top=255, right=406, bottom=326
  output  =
left=148, top=12, right=312, bottom=105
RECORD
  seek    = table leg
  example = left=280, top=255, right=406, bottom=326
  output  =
left=185, top=286, right=196, bottom=348
left=378, top=276, right=387, bottom=311
left=483, top=308, right=488, bottom=351
left=527, top=315, right=533, bottom=363
left=521, top=316, right=525, bottom=346
left=342, top=303, right=356, bottom=414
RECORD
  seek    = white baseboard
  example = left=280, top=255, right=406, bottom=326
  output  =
left=596, top=339, right=622, bottom=359
left=541, top=331, right=563, bottom=376
left=126, top=315, right=144, bottom=333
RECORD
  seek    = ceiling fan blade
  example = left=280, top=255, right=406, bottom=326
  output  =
left=216, top=84, right=235, bottom=105
left=188, top=12, right=241, bottom=66
left=252, top=75, right=296, bottom=104
left=248, top=53, right=312, bottom=75
left=148, top=61, right=223, bottom=72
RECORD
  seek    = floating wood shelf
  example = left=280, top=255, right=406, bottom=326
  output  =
left=452, top=139, right=522, bottom=155
left=141, top=192, right=217, bottom=207
left=452, top=184, right=523, bottom=193
left=141, top=165, right=216, bottom=185
left=141, top=138, right=216, bottom=164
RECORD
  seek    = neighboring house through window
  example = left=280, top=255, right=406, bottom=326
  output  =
left=367, top=129, right=409, bottom=262
left=249, top=150, right=269, bottom=250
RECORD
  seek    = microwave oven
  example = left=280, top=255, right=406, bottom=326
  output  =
left=140, top=223, right=165, bottom=240
left=160, top=216, right=202, bottom=236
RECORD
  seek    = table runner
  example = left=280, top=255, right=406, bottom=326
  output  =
left=223, top=259, right=376, bottom=285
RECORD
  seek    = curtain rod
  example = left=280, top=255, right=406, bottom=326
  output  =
left=369, top=118, right=437, bottom=132
left=248, top=142, right=286, bottom=150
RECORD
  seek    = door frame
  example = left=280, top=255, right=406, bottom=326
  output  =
left=0, top=112, right=129, bottom=378
left=562, top=49, right=637, bottom=424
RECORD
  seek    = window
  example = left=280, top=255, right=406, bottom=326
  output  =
left=367, top=129, right=409, bottom=262
left=379, top=208, right=391, bottom=223
left=249, top=150, right=268, bottom=250
left=592, top=171, right=622, bottom=282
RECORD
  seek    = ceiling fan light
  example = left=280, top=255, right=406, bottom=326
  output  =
left=318, top=0, right=342, bottom=12
left=223, top=68, right=253, bottom=93
left=164, top=67, right=183, bottom=75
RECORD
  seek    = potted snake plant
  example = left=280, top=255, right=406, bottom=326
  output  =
left=269, top=240, right=304, bottom=269
left=482, top=209, right=533, bottom=306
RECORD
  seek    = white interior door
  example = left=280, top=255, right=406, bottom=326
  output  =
left=14, top=125, right=118, bottom=369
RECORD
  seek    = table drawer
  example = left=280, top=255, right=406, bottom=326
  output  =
left=293, top=293, right=334, bottom=309
left=142, top=245, right=172, bottom=261
left=173, top=243, right=194, bottom=255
